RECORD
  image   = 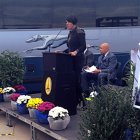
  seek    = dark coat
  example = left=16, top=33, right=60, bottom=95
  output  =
left=97, top=52, right=118, bottom=79
left=67, top=26, right=86, bottom=55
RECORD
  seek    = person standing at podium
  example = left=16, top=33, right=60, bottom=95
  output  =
left=66, top=15, right=86, bottom=105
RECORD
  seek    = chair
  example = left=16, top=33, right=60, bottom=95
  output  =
left=88, top=62, right=121, bottom=95
left=107, top=62, right=121, bottom=85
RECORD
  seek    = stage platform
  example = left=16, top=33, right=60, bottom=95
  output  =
left=0, top=94, right=81, bottom=140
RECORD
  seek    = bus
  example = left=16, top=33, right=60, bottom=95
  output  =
left=0, top=0, right=140, bottom=92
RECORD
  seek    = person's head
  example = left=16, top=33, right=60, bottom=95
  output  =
left=99, top=43, right=110, bottom=54
left=66, top=15, right=78, bottom=30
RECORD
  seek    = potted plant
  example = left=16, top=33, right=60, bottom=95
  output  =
left=26, top=98, right=43, bottom=118
left=2, top=87, right=16, bottom=101
left=0, top=51, right=25, bottom=87
left=10, top=93, right=21, bottom=102
left=0, top=87, right=4, bottom=102
left=35, top=101, right=55, bottom=124
left=16, top=95, right=31, bottom=114
left=79, top=84, right=140, bottom=140
left=14, top=85, right=28, bottom=95
left=10, top=93, right=20, bottom=110
left=48, top=106, right=70, bottom=130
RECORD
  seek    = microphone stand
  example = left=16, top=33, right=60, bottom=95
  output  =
left=48, top=28, right=66, bottom=53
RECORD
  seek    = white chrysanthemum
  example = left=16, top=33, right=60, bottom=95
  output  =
left=87, top=130, right=91, bottom=137
left=2, top=87, right=16, bottom=94
left=16, top=95, right=31, bottom=104
left=90, top=91, right=98, bottom=98
left=48, top=106, right=69, bottom=119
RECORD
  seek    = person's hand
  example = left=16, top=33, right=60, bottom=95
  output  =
left=92, top=68, right=101, bottom=73
left=69, top=50, right=78, bottom=56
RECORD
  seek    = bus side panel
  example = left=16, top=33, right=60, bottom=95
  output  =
left=23, top=57, right=43, bottom=93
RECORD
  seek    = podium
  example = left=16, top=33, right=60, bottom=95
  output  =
left=41, top=52, right=77, bottom=115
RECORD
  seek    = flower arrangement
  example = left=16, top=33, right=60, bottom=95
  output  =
left=37, top=101, right=55, bottom=113
left=48, top=106, right=69, bottom=120
left=10, top=93, right=20, bottom=101
left=0, top=88, right=3, bottom=102
left=0, top=88, right=3, bottom=94
left=14, top=85, right=27, bottom=95
left=26, top=98, right=43, bottom=109
left=2, top=87, right=16, bottom=94
left=16, top=95, right=31, bottom=104
left=85, top=91, right=99, bottom=101
left=10, top=93, right=20, bottom=110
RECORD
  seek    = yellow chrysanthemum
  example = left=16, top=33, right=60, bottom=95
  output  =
left=26, top=98, right=43, bottom=109
left=0, top=88, right=3, bottom=94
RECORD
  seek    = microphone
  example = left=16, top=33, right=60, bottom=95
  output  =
left=48, top=27, right=67, bottom=52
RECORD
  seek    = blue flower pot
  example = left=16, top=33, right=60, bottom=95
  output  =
left=35, top=110, right=48, bottom=124
left=0, top=94, right=4, bottom=102
left=17, top=103, right=29, bottom=114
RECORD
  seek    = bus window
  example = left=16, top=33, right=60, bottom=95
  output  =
left=0, top=0, right=140, bottom=29
left=96, top=16, right=138, bottom=27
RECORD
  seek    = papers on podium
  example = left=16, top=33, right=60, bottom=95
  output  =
left=84, top=65, right=97, bottom=73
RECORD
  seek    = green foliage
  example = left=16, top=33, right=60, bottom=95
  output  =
left=0, top=51, right=25, bottom=87
left=122, top=60, right=135, bottom=88
left=79, top=84, right=140, bottom=140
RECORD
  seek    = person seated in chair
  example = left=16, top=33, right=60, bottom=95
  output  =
left=81, top=42, right=118, bottom=97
